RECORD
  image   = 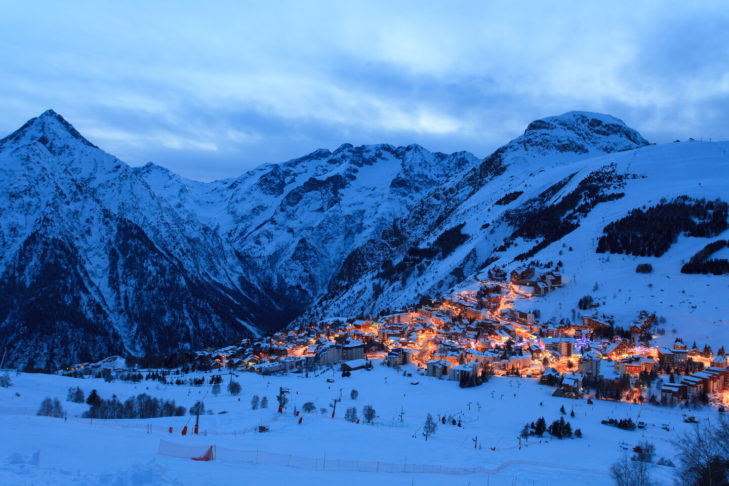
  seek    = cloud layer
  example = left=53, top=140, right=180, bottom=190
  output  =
left=1, top=1, right=727, bottom=180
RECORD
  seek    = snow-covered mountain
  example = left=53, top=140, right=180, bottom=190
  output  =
left=0, top=110, right=479, bottom=368
left=1, top=110, right=726, bottom=368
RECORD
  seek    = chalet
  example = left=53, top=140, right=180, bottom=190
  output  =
left=488, top=266, right=507, bottom=281
left=603, top=340, right=628, bottom=359
left=618, top=358, right=644, bottom=376
left=660, top=383, right=686, bottom=404
left=711, top=355, right=727, bottom=369
left=618, top=356, right=655, bottom=376
left=582, top=316, right=609, bottom=330
left=426, top=360, right=451, bottom=378
left=541, top=271, right=562, bottom=287
left=510, top=267, right=536, bottom=285
left=540, top=367, right=560, bottom=384
left=561, top=373, right=584, bottom=395
left=341, top=359, right=368, bottom=372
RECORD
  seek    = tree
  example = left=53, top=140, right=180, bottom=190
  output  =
left=345, top=407, right=358, bottom=423
left=212, top=383, right=221, bottom=396
left=578, top=295, right=594, bottom=310
left=37, top=397, right=64, bottom=418
left=534, top=417, right=546, bottom=437
left=610, top=454, right=652, bottom=486
left=362, top=405, right=376, bottom=423
left=86, top=389, right=102, bottom=407
left=674, top=417, right=729, bottom=486
left=0, top=373, right=11, bottom=388
left=633, top=441, right=655, bottom=463
left=67, top=386, right=84, bottom=403
left=228, top=380, right=241, bottom=396
left=423, top=413, right=437, bottom=441
left=251, top=395, right=259, bottom=410
left=350, top=389, right=359, bottom=400
left=302, top=401, right=316, bottom=413
left=260, top=396, right=268, bottom=408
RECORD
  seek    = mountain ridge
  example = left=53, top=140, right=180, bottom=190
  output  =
left=4, top=109, right=725, bottom=369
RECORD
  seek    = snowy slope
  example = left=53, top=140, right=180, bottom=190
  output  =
left=0, top=363, right=700, bottom=485
left=299, top=115, right=729, bottom=352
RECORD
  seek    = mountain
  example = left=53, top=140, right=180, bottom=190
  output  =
left=1, top=109, right=727, bottom=368
left=0, top=110, right=478, bottom=368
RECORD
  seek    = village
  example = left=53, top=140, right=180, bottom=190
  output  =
left=66, top=266, right=729, bottom=412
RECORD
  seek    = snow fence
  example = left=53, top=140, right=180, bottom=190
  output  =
left=159, top=439, right=493, bottom=474
left=158, top=440, right=215, bottom=461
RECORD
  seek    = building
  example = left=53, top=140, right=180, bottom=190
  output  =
left=657, top=347, right=674, bottom=369
left=660, top=383, right=686, bottom=404
left=341, top=359, right=368, bottom=372
left=342, top=341, right=365, bottom=361
left=578, top=351, right=602, bottom=377
left=426, top=360, right=451, bottom=378
left=448, top=362, right=480, bottom=382
left=603, top=340, right=628, bottom=359
left=543, top=337, right=574, bottom=357
left=711, top=355, right=727, bottom=369
left=315, top=343, right=342, bottom=365
left=561, top=373, right=584, bottom=395
left=387, top=347, right=409, bottom=366
left=487, top=266, right=507, bottom=281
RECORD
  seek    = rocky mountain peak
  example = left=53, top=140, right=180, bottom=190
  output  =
left=0, top=109, right=98, bottom=154
left=518, top=111, right=649, bottom=155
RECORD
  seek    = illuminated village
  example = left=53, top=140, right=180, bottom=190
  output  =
left=159, top=266, right=729, bottom=411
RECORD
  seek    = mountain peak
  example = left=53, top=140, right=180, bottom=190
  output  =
left=0, top=109, right=98, bottom=153
left=500, top=111, right=650, bottom=159
left=523, top=111, right=649, bottom=150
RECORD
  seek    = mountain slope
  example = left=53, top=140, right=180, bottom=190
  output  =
left=0, top=111, right=480, bottom=368
left=1, top=109, right=726, bottom=367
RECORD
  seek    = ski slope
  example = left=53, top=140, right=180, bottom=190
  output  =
left=0, top=363, right=712, bottom=485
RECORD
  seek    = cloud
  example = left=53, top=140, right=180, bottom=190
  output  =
left=0, top=1, right=727, bottom=180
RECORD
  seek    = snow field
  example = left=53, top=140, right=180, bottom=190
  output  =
left=0, top=362, right=717, bottom=485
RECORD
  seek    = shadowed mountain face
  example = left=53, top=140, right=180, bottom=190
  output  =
left=0, top=110, right=653, bottom=368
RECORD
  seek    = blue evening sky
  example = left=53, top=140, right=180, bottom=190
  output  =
left=1, top=1, right=727, bottom=180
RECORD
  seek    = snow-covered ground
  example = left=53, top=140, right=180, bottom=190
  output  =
left=0, top=363, right=716, bottom=485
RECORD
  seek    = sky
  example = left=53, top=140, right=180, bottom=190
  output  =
left=1, top=1, right=728, bottom=181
